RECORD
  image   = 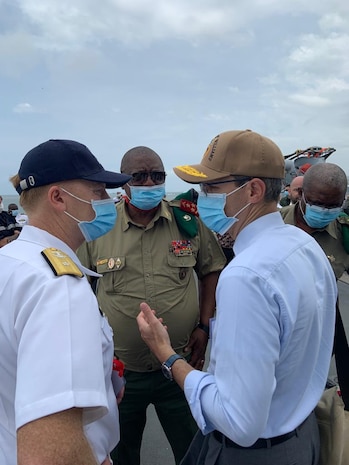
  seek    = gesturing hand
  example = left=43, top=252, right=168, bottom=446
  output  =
left=137, top=302, right=174, bottom=362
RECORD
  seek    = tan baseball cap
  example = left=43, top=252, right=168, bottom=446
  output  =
left=173, top=130, right=285, bottom=183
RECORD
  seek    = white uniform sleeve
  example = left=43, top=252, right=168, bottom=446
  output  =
left=14, top=272, right=109, bottom=429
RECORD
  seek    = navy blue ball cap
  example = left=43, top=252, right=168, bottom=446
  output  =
left=16, top=139, right=131, bottom=194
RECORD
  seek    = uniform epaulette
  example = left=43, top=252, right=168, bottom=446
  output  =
left=41, top=248, right=84, bottom=277
left=170, top=190, right=199, bottom=238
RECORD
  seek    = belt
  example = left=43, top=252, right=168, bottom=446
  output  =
left=213, top=429, right=297, bottom=449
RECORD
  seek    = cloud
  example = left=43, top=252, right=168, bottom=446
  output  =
left=13, top=103, right=39, bottom=113
left=0, top=31, right=39, bottom=77
left=283, top=32, right=349, bottom=106
left=202, top=113, right=230, bottom=121
left=319, top=12, right=348, bottom=31
left=228, top=86, right=240, bottom=93
left=1, top=0, right=349, bottom=193
left=288, top=33, right=349, bottom=72
left=289, top=94, right=329, bottom=107
left=15, top=1, right=239, bottom=50
left=9, top=0, right=342, bottom=52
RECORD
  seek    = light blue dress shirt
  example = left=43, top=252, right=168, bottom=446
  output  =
left=184, top=212, right=337, bottom=447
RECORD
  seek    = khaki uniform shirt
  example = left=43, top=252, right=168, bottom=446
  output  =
left=280, top=204, right=349, bottom=279
left=78, top=199, right=226, bottom=372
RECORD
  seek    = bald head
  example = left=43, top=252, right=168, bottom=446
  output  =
left=289, top=176, right=303, bottom=204
left=120, top=146, right=164, bottom=174
left=303, top=163, right=347, bottom=196
left=302, top=163, right=347, bottom=210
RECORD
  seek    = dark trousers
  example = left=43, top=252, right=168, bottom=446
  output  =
left=180, top=411, right=320, bottom=465
left=111, top=370, right=198, bottom=465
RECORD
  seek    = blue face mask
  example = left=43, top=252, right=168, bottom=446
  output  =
left=62, top=188, right=117, bottom=242
left=11, top=210, right=19, bottom=216
left=128, top=184, right=165, bottom=210
left=303, top=203, right=342, bottom=229
left=197, top=182, right=250, bottom=235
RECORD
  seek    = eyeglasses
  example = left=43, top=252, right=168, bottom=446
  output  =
left=200, top=177, right=251, bottom=195
left=129, top=171, right=167, bottom=185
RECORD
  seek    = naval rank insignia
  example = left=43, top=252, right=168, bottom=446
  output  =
left=170, top=240, right=193, bottom=257
left=41, top=248, right=84, bottom=277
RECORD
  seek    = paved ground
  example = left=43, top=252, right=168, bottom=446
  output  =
left=141, top=406, right=175, bottom=465
left=140, top=278, right=349, bottom=465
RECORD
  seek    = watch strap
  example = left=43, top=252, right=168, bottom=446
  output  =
left=196, top=322, right=210, bottom=337
left=162, top=354, right=185, bottom=380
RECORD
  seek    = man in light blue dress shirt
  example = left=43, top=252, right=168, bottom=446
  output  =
left=136, top=130, right=337, bottom=465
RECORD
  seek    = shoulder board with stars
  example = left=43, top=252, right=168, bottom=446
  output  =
left=41, top=248, right=84, bottom=278
left=178, top=199, right=199, bottom=217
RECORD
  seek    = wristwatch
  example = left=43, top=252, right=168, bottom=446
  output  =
left=161, top=354, right=185, bottom=381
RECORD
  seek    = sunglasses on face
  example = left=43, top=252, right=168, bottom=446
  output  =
left=130, top=171, right=167, bottom=184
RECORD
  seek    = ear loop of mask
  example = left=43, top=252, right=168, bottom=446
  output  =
left=61, top=187, right=92, bottom=223
left=226, top=181, right=251, bottom=218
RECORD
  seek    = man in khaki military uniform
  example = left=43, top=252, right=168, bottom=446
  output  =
left=280, top=163, right=349, bottom=280
left=78, top=146, right=226, bottom=465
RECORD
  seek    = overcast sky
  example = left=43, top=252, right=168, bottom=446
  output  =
left=0, top=0, right=348, bottom=194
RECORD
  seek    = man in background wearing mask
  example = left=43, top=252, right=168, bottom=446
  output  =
left=281, top=162, right=349, bottom=395
left=280, top=163, right=349, bottom=280
left=6, top=202, right=29, bottom=228
left=0, top=139, right=131, bottom=465
left=7, top=203, right=19, bottom=217
left=136, top=130, right=337, bottom=465
left=0, top=203, right=21, bottom=241
left=77, top=146, right=226, bottom=465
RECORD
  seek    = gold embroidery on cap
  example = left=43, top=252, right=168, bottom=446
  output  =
left=176, top=165, right=207, bottom=178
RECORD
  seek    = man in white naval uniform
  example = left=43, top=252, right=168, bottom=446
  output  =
left=0, top=139, right=131, bottom=465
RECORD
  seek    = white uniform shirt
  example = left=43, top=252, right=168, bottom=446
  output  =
left=184, top=212, right=337, bottom=446
left=0, top=226, right=119, bottom=465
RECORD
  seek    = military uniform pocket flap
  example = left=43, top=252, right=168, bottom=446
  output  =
left=167, top=253, right=196, bottom=268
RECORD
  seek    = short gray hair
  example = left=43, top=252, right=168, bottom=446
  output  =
left=233, top=175, right=281, bottom=202
left=303, top=163, right=347, bottom=196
